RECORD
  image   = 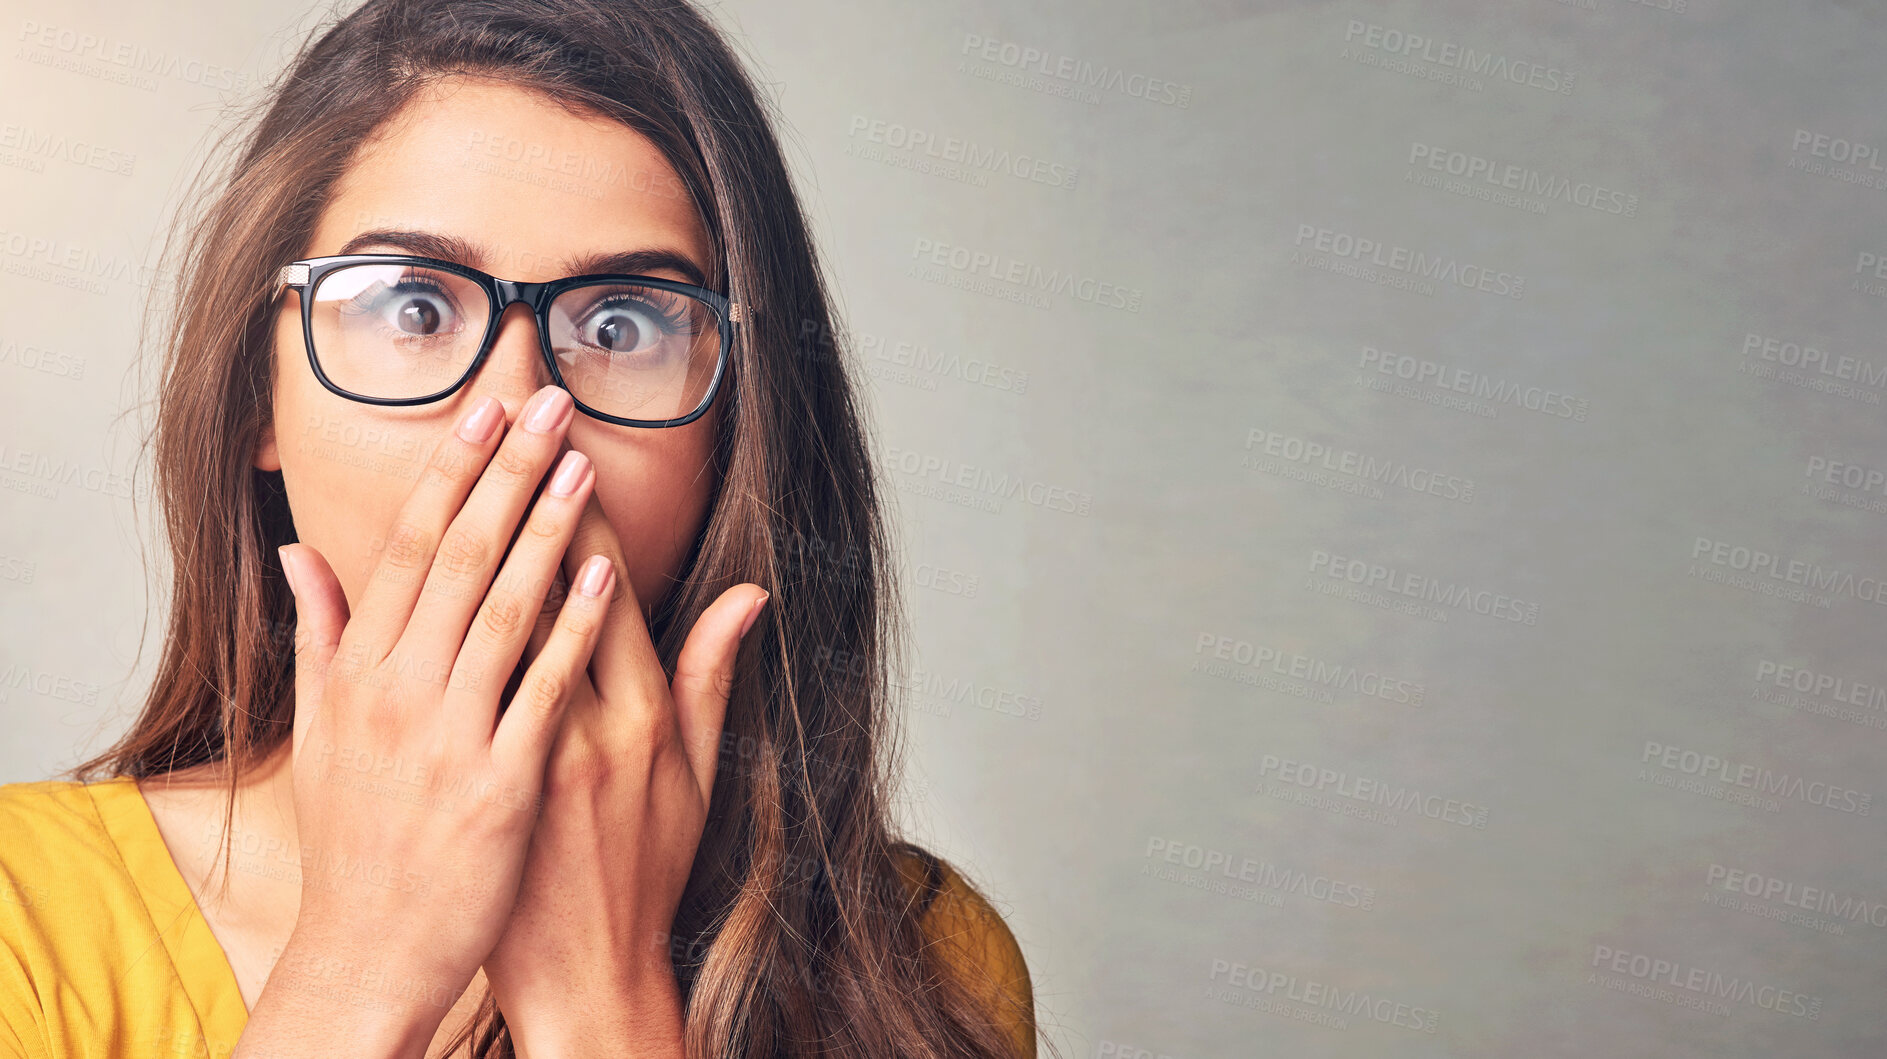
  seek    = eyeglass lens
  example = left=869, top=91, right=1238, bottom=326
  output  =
left=307, top=262, right=721, bottom=421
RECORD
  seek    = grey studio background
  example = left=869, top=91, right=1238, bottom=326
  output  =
left=2, top=0, right=1885, bottom=1055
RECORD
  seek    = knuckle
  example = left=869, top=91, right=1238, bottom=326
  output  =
left=523, top=506, right=565, bottom=542
left=620, top=707, right=674, bottom=755
left=491, top=445, right=539, bottom=482
left=675, top=666, right=736, bottom=701
left=523, top=670, right=568, bottom=718
left=291, top=623, right=323, bottom=661
left=436, top=529, right=492, bottom=578
left=560, top=596, right=605, bottom=639
left=380, top=521, right=433, bottom=570
left=478, top=593, right=527, bottom=641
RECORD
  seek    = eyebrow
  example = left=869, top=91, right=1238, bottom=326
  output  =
left=336, top=228, right=711, bottom=287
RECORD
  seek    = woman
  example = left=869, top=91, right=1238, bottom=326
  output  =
left=0, top=1, right=1040, bottom=1056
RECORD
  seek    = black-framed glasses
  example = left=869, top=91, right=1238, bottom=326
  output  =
left=274, top=254, right=746, bottom=428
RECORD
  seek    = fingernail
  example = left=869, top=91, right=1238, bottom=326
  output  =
left=739, top=592, right=770, bottom=639
left=547, top=450, right=591, bottom=498
left=524, top=387, right=574, bottom=434
left=577, top=555, right=614, bottom=597
left=277, top=546, right=298, bottom=596
left=457, top=395, right=503, bottom=443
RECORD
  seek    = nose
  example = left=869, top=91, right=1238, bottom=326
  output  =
left=465, top=300, right=558, bottom=426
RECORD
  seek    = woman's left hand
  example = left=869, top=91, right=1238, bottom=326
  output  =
left=482, top=489, right=770, bottom=1056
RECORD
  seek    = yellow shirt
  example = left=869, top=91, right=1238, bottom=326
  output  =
left=0, top=777, right=1035, bottom=1058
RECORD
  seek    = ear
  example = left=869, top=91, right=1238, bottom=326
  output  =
left=254, top=419, right=281, bottom=472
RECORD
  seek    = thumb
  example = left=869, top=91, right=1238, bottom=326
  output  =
left=279, top=543, right=350, bottom=765
left=670, top=585, right=769, bottom=806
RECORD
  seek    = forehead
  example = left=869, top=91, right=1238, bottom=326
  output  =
left=309, top=76, right=710, bottom=284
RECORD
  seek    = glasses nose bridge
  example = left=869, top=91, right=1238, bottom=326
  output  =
left=475, top=276, right=558, bottom=401
left=490, top=276, right=552, bottom=316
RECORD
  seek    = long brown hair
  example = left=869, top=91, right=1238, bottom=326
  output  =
left=74, top=1, right=1042, bottom=1055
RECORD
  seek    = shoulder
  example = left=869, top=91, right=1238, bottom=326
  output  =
left=0, top=777, right=105, bottom=825
left=0, top=779, right=129, bottom=1052
left=893, top=846, right=1037, bottom=1057
left=0, top=777, right=145, bottom=926
left=0, top=779, right=115, bottom=889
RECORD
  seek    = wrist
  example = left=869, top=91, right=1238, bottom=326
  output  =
left=242, top=940, right=461, bottom=1059
left=496, top=960, right=685, bottom=1059
left=256, top=927, right=467, bottom=1049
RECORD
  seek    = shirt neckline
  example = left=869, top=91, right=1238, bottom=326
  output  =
left=86, top=775, right=250, bottom=1051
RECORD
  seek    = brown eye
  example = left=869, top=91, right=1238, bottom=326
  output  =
left=395, top=296, right=444, bottom=335
left=339, top=276, right=463, bottom=339
left=585, top=306, right=652, bottom=352
left=576, top=297, right=681, bottom=356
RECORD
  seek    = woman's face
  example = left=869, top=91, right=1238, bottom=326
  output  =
left=257, top=76, right=721, bottom=620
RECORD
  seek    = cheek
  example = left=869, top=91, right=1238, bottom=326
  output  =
left=582, top=420, right=719, bottom=605
left=272, top=316, right=445, bottom=610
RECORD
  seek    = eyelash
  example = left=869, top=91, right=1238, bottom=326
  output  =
left=341, top=275, right=461, bottom=328
left=342, top=275, right=694, bottom=342
left=577, top=291, right=693, bottom=339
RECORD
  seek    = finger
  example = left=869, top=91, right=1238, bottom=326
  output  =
left=669, top=585, right=769, bottom=804
left=444, top=448, right=595, bottom=727
left=521, top=563, right=568, bottom=666
left=509, top=563, right=568, bottom=728
left=489, top=554, right=615, bottom=783
left=396, top=385, right=576, bottom=667
left=559, top=491, right=667, bottom=708
left=280, top=543, right=350, bottom=764
left=338, top=392, right=510, bottom=661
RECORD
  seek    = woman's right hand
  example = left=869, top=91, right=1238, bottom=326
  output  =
left=235, top=384, right=613, bottom=1058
